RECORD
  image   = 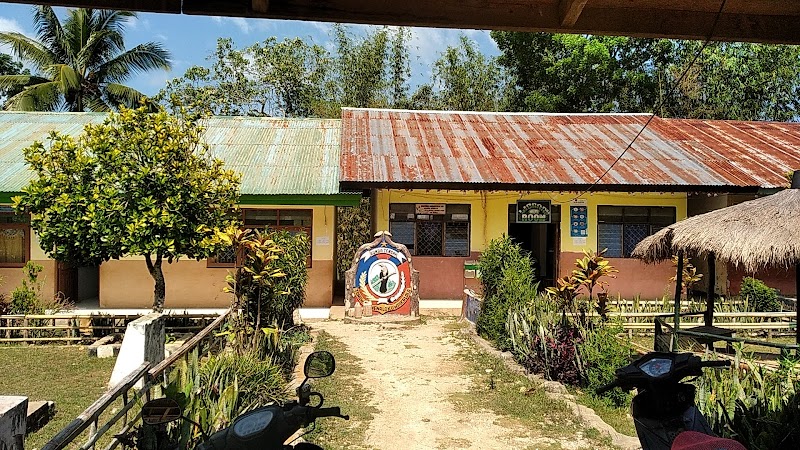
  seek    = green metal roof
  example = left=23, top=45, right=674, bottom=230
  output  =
left=0, top=112, right=353, bottom=203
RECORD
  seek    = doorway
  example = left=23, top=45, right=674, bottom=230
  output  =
left=507, top=204, right=561, bottom=287
left=56, top=262, right=99, bottom=307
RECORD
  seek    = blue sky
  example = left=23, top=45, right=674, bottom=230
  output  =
left=0, top=2, right=500, bottom=97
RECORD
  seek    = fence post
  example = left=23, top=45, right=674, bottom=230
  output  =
left=109, top=313, right=165, bottom=389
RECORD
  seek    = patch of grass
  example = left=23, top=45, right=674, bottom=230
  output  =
left=571, top=389, right=636, bottom=437
left=302, top=331, right=377, bottom=450
left=450, top=332, right=616, bottom=449
left=0, top=346, right=116, bottom=449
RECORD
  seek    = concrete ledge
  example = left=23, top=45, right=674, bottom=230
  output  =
left=86, top=334, right=118, bottom=357
left=26, top=401, right=54, bottom=434
left=459, top=321, right=640, bottom=450
left=344, top=315, right=422, bottom=325
left=298, top=308, right=331, bottom=320
left=419, top=299, right=463, bottom=310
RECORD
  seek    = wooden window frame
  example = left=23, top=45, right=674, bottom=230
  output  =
left=0, top=210, right=31, bottom=268
left=597, top=205, right=676, bottom=258
left=207, top=208, right=313, bottom=268
left=388, top=203, right=471, bottom=257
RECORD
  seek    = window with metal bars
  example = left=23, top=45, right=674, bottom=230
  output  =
left=208, top=208, right=313, bottom=268
left=597, top=206, right=675, bottom=257
left=388, top=204, right=470, bottom=257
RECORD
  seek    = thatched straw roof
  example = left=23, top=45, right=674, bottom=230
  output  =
left=632, top=189, right=800, bottom=272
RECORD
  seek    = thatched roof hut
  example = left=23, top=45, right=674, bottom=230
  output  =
left=633, top=172, right=800, bottom=348
left=632, top=188, right=800, bottom=272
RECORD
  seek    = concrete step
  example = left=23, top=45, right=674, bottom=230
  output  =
left=26, top=401, right=54, bottom=435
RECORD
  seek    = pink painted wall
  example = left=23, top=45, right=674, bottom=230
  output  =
left=728, top=266, right=797, bottom=297
left=559, top=252, right=675, bottom=300
left=413, top=252, right=480, bottom=300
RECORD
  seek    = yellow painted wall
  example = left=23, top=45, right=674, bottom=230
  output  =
left=0, top=214, right=57, bottom=301
left=99, top=204, right=337, bottom=308
left=374, top=189, right=687, bottom=253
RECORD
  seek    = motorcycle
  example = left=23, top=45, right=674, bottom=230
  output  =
left=597, top=351, right=746, bottom=450
left=140, top=350, right=349, bottom=450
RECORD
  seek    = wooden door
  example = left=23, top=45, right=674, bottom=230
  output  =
left=56, top=262, right=78, bottom=302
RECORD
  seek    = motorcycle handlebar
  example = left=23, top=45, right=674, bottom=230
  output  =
left=312, top=406, right=349, bottom=420
left=701, top=360, right=731, bottom=368
left=595, top=380, right=619, bottom=395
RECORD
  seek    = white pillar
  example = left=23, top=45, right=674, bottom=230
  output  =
left=109, top=313, right=165, bottom=388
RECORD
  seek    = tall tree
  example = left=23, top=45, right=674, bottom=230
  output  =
left=432, top=35, right=504, bottom=111
left=0, top=6, right=170, bottom=111
left=0, top=53, right=25, bottom=102
left=492, top=31, right=672, bottom=113
left=332, top=24, right=390, bottom=109
left=665, top=41, right=800, bottom=121
left=14, top=106, right=241, bottom=310
left=388, top=27, right=412, bottom=108
left=158, top=37, right=331, bottom=118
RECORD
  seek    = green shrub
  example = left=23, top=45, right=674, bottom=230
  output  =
left=508, top=293, right=634, bottom=406
left=507, top=296, right=583, bottom=384
left=477, top=237, right=538, bottom=350
left=739, top=277, right=780, bottom=312
left=268, top=229, right=311, bottom=327
left=225, top=228, right=310, bottom=332
left=162, top=348, right=289, bottom=448
left=0, top=276, right=9, bottom=315
left=477, top=235, right=519, bottom=300
left=11, top=262, right=43, bottom=313
left=577, top=321, right=633, bottom=407
left=695, top=349, right=800, bottom=449
left=199, top=352, right=288, bottom=410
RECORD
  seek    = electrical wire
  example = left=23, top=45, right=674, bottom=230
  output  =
left=573, top=0, right=729, bottom=200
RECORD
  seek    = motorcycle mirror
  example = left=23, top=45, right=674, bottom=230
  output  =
left=141, top=398, right=182, bottom=425
left=304, top=351, right=335, bottom=378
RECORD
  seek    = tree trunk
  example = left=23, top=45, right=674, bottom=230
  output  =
left=145, top=253, right=166, bottom=312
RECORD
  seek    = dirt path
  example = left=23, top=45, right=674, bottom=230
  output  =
left=312, top=318, right=586, bottom=450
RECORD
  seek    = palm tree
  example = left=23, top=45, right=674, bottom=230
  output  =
left=0, top=6, right=171, bottom=111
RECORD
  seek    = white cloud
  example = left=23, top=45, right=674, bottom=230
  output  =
left=0, top=17, right=27, bottom=55
left=126, top=16, right=151, bottom=31
left=0, top=16, right=25, bottom=35
left=210, top=16, right=271, bottom=35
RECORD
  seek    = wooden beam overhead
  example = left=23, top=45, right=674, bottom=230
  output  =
left=560, top=0, right=589, bottom=27
left=4, top=0, right=800, bottom=45
left=252, top=0, right=269, bottom=14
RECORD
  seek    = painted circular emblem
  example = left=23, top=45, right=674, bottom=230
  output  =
left=353, top=242, right=412, bottom=314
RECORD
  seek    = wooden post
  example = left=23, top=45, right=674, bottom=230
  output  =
left=705, top=252, right=716, bottom=327
left=795, top=263, right=799, bottom=350
left=672, top=250, right=684, bottom=350
left=793, top=171, right=800, bottom=353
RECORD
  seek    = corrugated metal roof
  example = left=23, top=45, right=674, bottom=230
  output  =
left=0, top=112, right=342, bottom=196
left=339, top=108, right=800, bottom=190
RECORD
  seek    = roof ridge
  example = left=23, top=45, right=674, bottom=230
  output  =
left=341, top=107, right=653, bottom=117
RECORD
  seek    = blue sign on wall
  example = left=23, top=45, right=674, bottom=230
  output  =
left=570, top=202, right=588, bottom=238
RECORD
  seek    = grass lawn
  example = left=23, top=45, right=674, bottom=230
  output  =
left=0, top=346, right=116, bottom=450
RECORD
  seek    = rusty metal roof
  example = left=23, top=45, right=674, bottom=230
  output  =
left=0, top=112, right=342, bottom=196
left=339, top=108, right=800, bottom=191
